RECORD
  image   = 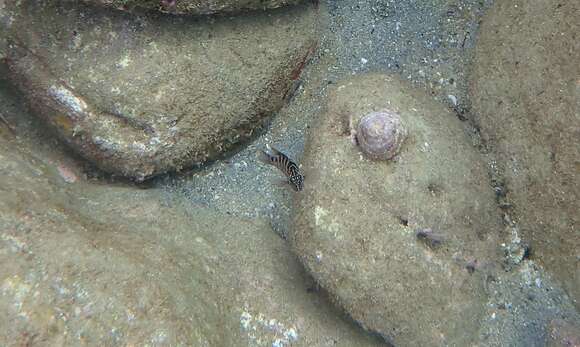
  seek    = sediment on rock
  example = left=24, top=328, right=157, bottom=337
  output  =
left=2, top=1, right=318, bottom=180
left=469, top=0, right=580, bottom=307
left=291, top=73, right=502, bottom=346
left=79, top=0, right=306, bottom=15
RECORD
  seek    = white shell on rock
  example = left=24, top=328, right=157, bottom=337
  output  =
left=355, top=110, right=407, bottom=160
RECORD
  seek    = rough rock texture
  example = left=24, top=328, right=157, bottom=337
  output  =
left=80, top=0, right=305, bottom=15
left=291, top=74, right=502, bottom=346
left=546, top=319, right=580, bottom=347
left=0, top=85, right=383, bottom=347
left=469, top=0, right=580, bottom=306
left=1, top=0, right=317, bottom=181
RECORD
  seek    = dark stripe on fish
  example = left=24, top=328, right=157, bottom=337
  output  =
left=259, top=146, right=304, bottom=191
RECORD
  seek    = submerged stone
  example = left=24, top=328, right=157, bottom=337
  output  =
left=291, top=74, right=502, bottom=346
left=80, top=0, right=306, bottom=15
left=469, top=0, right=580, bottom=307
left=2, top=1, right=317, bottom=180
left=0, top=96, right=383, bottom=347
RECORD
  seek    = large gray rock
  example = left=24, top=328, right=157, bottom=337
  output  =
left=80, top=0, right=305, bottom=15
left=1, top=1, right=317, bottom=181
left=0, top=94, right=383, bottom=347
left=291, top=74, right=502, bottom=346
left=469, top=0, right=580, bottom=307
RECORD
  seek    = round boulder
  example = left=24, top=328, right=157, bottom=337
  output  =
left=469, top=0, right=579, bottom=306
left=291, top=74, right=502, bottom=346
left=1, top=1, right=317, bottom=180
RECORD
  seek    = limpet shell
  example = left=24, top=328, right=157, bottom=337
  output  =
left=355, top=110, right=407, bottom=160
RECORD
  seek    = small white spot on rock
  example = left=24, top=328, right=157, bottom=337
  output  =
left=151, top=330, right=168, bottom=344
left=314, top=206, right=327, bottom=227
left=284, top=328, right=298, bottom=341
left=116, top=55, right=132, bottom=68
left=130, top=141, right=148, bottom=152
left=149, top=136, right=161, bottom=146
left=71, top=33, right=82, bottom=50
left=240, top=311, right=252, bottom=330
left=315, top=251, right=323, bottom=262
left=240, top=309, right=298, bottom=347
left=48, top=85, right=87, bottom=116
left=448, top=94, right=458, bottom=106
left=57, top=164, right=78, bottom=183
left=126, top=309, right=136, bottom=322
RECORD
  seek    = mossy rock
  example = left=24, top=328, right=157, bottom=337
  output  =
left=81, top=0, right=306, bottom=15
left=0, top=108, right=383, bottom=347
left=469, top=0, right=580, bottom=307
left=291, top=74, right=502, bottom=346
left=2, top=1, right=317, bottom=180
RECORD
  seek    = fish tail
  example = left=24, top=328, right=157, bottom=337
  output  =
left=259, top=144, right=284, bottom=161
left=267, top=145, right=284, bottom=157
left=257, top=149, right=273, bottom=164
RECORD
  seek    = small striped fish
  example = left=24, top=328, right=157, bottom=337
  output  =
left=258, top=145, right=304, bottom=191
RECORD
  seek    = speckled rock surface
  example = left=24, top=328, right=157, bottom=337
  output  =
left=0, top=87, right=383, bottom=347
left=546, top=319, right=580, bottom=347
left=469, top=0, right=580, bottom=307
left=1, top=1, right=317, bottom=181
left=80, top=0, right=305, bottom=15
left=291, top=73, right=502, bottom=346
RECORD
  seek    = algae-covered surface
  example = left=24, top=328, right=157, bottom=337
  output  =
left=79, top=0, right=304, bottom=15
left=290, top=73, right=502, bottom=346
left=470, top=0, right=580, bottom=308
left=157, top=0, right=579, bottom=344
left=2, top=0, right=318, bottom=180
left=0, top=72, right=387, bottom=346
left=157, top=0, right=496, bottom=236
left=156, top=0, right=580, bottom=344
left=1, top=0, right=579, bottom=346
